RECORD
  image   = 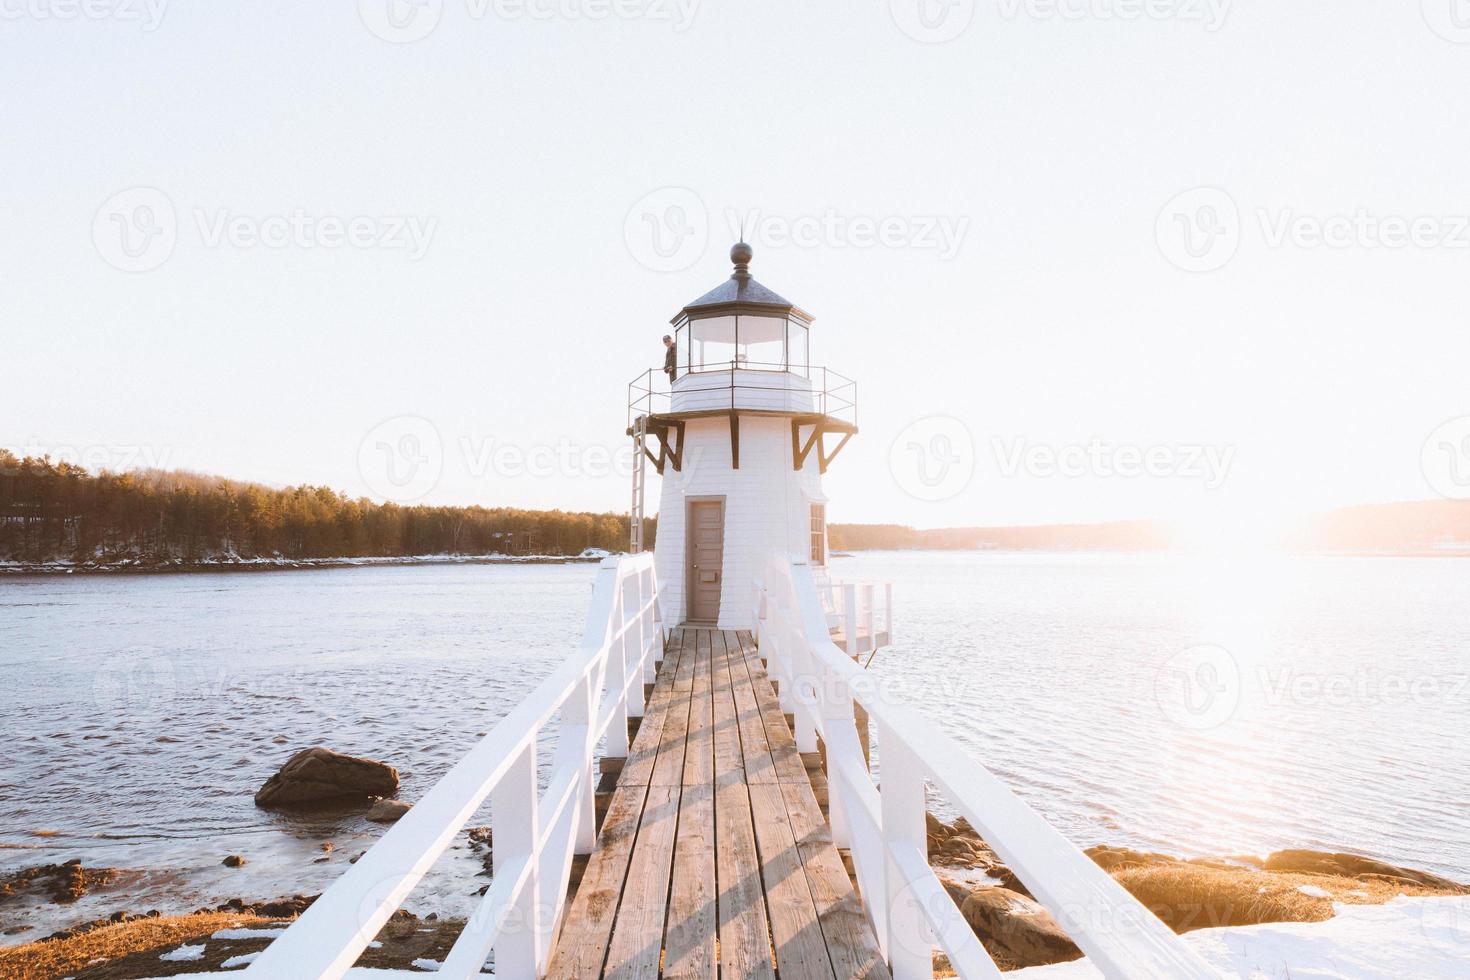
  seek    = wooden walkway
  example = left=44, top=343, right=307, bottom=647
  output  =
left=546, top=627, right=889, bottom=980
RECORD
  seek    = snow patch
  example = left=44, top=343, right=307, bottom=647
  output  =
left=936, top=865, right=1006, bottom=890
left=221, top=951, right=261, bottom=968
left=411, top=957, right=441, bottom=971
left=1297, top=884, right=1333, bottom=898
left=1014, top=896, right=1470, bottom=980
left=211, top=927, right=287, bottom=940
left=160, top=944, right=206, bottom=962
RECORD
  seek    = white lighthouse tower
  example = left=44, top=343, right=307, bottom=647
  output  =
left=628, top=243, right=857, bottom=629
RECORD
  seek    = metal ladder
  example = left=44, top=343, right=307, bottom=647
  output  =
left=629, top=416, right=647, bottom=553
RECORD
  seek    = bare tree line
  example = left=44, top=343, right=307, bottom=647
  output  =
left=0, top=452, right=654, bottom=565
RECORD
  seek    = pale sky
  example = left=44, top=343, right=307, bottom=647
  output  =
left=5, top=2, right=1470, bottom=531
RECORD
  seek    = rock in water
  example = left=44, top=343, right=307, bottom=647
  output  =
left=254, top=748, right=399, bottom=807
left=366, top=800, right=413, bottom=823
left=0, top=861, right=118, bottom=906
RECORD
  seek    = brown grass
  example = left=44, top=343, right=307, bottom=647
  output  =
left=0, top=911, right=469, bottom=980
left=0, top=913, right=285, bottom=980
left=1112, top=863, right=1456, bottom=934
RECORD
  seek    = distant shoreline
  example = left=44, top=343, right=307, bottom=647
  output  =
left=0, top=554, right=605, bottom=576
left=7, top=547, right=1470, bottom=576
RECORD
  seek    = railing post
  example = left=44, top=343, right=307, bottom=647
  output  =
left=625, top=574, right=647, bottom=722
left=820, top=659, right=860, bottom=851
left=841, top=582, right=874, bottom=769
left=766, top=624, right=789, bottom=714
left=565, top=673, right=598, bottom=856
left=646, top=564, right=664, bottom=687
left=862, top=583, right=876, bottom=658
left=885, top=582, right=894, bottom=644
left=880, top=732, right=933, bottom=979
left=492, top=743, right=541, bottom=979
left=843, top=583, right=858, bottom=657
left=648, top=565, right=664, bottom=664
left=608, top=631, right=631, bottom=757
left=624, top=559, right=658, bottom=724
left=785, top=607, right=818, bottom=753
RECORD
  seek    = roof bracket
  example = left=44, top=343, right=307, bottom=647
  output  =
left=793, top=417, right=856, bottom=473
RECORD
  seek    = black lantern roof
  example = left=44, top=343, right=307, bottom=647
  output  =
left=672, top=242, right=814, bottom=324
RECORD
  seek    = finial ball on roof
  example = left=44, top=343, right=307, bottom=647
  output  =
left=731, top=241, right=754, bottom=266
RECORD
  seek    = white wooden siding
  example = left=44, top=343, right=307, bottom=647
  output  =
left=654, top=415, right=824, bottom=628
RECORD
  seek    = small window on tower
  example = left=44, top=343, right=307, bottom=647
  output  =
left=810, top=504, right=826, bottom=565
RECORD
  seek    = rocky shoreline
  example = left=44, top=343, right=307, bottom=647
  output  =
left=4, top=818, right=1465, bottom=977
left=6, top=749, right=1465, bottom=975
left=923, top=813, right=1469, bottom=971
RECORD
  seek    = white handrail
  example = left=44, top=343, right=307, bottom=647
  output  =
left=756, top=555, right=1220, bottom=980
left=246, top=553, right=662, bottom=980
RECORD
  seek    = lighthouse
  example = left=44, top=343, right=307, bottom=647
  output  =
left=629, top=243, right=857, bottom=629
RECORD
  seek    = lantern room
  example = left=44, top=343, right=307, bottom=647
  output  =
left=670, top=242, right=811, bottom=378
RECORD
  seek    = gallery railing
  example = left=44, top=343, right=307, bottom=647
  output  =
left=627, top=361, right=857, bottom=431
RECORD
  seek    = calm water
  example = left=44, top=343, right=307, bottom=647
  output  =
left=2, top=553, right=1468, bottom=941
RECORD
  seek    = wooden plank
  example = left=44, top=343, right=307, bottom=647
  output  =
left=714, top=770, right=776, bottom=980
left=545, top=779, right=652, bottom=978
left=673, top=623, right=697, bottom=693
left=602, top=630, right=692, bottom=974
left=663, top=781, right=717, bottom=980
left=545, top=632, right=687, bottom=979
left=711, top=629, right=744, bottom=780
left=733, top=631, right=808, bottom=784
left=722, top=630, right=776, bottom=785
left=748, top=784, right=836, bottom=980
left=683, top=624, right=714, bottom=787
left=620, top=629, right=686, bottom=788
left=603, top=783, right=681, bottom=980
left=780, top=783, right=890, bottom=980
left=706, top=627, right=776, bottom=978
left=651, top=632, right=693, bottom=787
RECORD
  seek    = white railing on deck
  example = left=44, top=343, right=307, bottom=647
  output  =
left=755, top=556, right=1221, bottom=980
left=245, top=554, right=662, bottom=980
left=817, top=579, right=894, bottom=657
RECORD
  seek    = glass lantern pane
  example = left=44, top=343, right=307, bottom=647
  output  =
left=787, top=321, right=809, bottom=377
left=737, top=315, right=787, bottom=370
left=674, top=323, right=687, bottom=374
left=691, top=315, right=737, bottom=372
